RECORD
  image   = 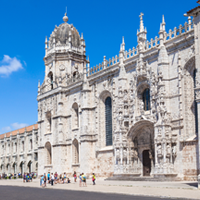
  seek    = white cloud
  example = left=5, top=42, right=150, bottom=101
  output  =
left=11, top=122, right=29, bottom=130
left=0, top=55, right=23, bottom=76
left=0, top=126, right=11, bottom=133
left=0, top=122, right=28, bottom=134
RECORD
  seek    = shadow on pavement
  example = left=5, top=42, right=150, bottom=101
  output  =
left=184, top=182, right=198, bottom=188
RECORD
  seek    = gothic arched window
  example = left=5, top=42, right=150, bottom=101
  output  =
left=46, top=111, right=52, bottom=133
left=105, top=97, right=113, bottom=146
left=72, top=103, right=79, bottom=128
left=45, top=142, right=52, bottom=165
left=72, top=139, right=79, bottom=164
left=48, top=72, right=53, bottom=90
left=30, top=139, right=33, bottom=150
left=143, top=88, right=150, bottom=111
left=193, top=69, right=198, bottom=134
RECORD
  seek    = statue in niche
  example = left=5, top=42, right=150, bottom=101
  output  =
left=158, top=128, right=162, bottom=136
left=118, top=90, right=123, bottom=98
left=117, top=111, right=123, bottom=128
left=123, top=148, right=127, bottom=158
left=172, top=145, right=177, bottom=158
left=157, top=144, right=162, bottom=158
left=124, top=90, right=128, bottom=101
left=166, top=144, right=171, bottom=161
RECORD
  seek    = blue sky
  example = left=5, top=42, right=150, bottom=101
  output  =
left=0, top=0, right=197, bottom=134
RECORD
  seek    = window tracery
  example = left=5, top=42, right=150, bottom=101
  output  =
left=142, top=88, right=150, bottom=111
left=105, top=97, right=113, bottom=146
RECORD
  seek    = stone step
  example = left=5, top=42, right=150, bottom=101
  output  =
left=105, top=174, right=179, bottom=182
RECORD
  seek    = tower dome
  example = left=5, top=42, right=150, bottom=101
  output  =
left=49, top=13, right=81, bottom=48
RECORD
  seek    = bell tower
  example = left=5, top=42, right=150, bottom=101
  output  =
left=42, top=12, right=87, bottom=92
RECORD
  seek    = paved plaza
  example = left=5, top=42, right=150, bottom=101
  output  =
left=0, top=185, right=177, bottom=200
left=0, top=179, right=200, bottom=199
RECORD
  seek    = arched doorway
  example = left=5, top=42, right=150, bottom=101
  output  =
left=45, top=142, right=52, bottom=164
left=7, top=164, right=11, bottom=174
left=0, top=164, right=4, bottom=173
left=13, top=163, right=17, bottom=174
left=143, top=150, right=151, bottom=176
left=27, top=161, right=32, bottom=173
left=36, top=162, right=38, bottom=172
left=128, top=120, right=154, bottom=176
left=20, top=162, right=24, bottom=174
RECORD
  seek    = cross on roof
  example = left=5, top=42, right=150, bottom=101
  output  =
left=139, top=13, right=144, bottom=20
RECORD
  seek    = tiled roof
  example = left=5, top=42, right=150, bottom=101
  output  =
left=187, top=6, right=200, bottom=14
left=0, top=124, right=38, bottom=139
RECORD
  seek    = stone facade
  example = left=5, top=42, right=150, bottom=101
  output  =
left=1, top=2, right=200, bottom=182
left=0, top=124, right=38, bottom=174
left=36, top=3, right=200, bottom=180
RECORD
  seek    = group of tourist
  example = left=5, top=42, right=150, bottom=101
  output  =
left=0, top=172, right=37, bottom=180
left=40, top=171, right=96, bottom=188
left=23, top=172, right=37, bottom=182
left=40, top=172, right=71, bottom=187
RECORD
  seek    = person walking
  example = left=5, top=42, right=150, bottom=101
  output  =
left=82, top=173, right=87, bottom=187
left=41, top=175, right=44, bottom=187
left=47, top=172, right=50, bottom=184
left=92, top=173, right=96, bottom=185
left=23, top=173, right=26, bottom=183
left=44, top=173, right=47, bottom=187
left=51, top=173, right=54, bottom=186
left=79, top=173, right=82, bottom=187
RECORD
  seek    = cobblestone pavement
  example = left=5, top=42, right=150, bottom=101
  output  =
left=0, top=179, right=200, bottom=199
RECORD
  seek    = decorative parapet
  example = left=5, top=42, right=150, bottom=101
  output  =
left=66, top=73, right=83, bottom=86
left=87, top=55, right=120, bottom=76
left=164, top=17, right=193, bottom=42
left=87, top=16, right=194, bottom=77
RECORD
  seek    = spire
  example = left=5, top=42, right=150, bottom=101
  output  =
left=121, top=36, right=125, bottom=51
left=63, top=12, right=68, bottom=23
left=162, top=15, right=166, bottom=31
left=159, top=23, right=163, bottom=32
left=137, top=13, right=147, bottom=51
left=139, top=13, right=144, bottom=32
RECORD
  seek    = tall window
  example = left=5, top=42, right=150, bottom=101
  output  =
left=30, top=139, right=33, bottom=150
left=45, top=142, right=52, bottom=165
left=22, top=141, right=24, bottom=152
left=105, top=97, right=113, bottom=146
left=48, top=72, right=53, bottom=90
left=143, top=88, right=150, bottom=111
left=15, top=142, right=17, bottom=153
left=72, top=103, right=79, bottom=128
left=72, top=139, right=79, bottom=164
left=193, top=69, right=198, bottom=134
left=46, top=111, right=52, bottom=133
